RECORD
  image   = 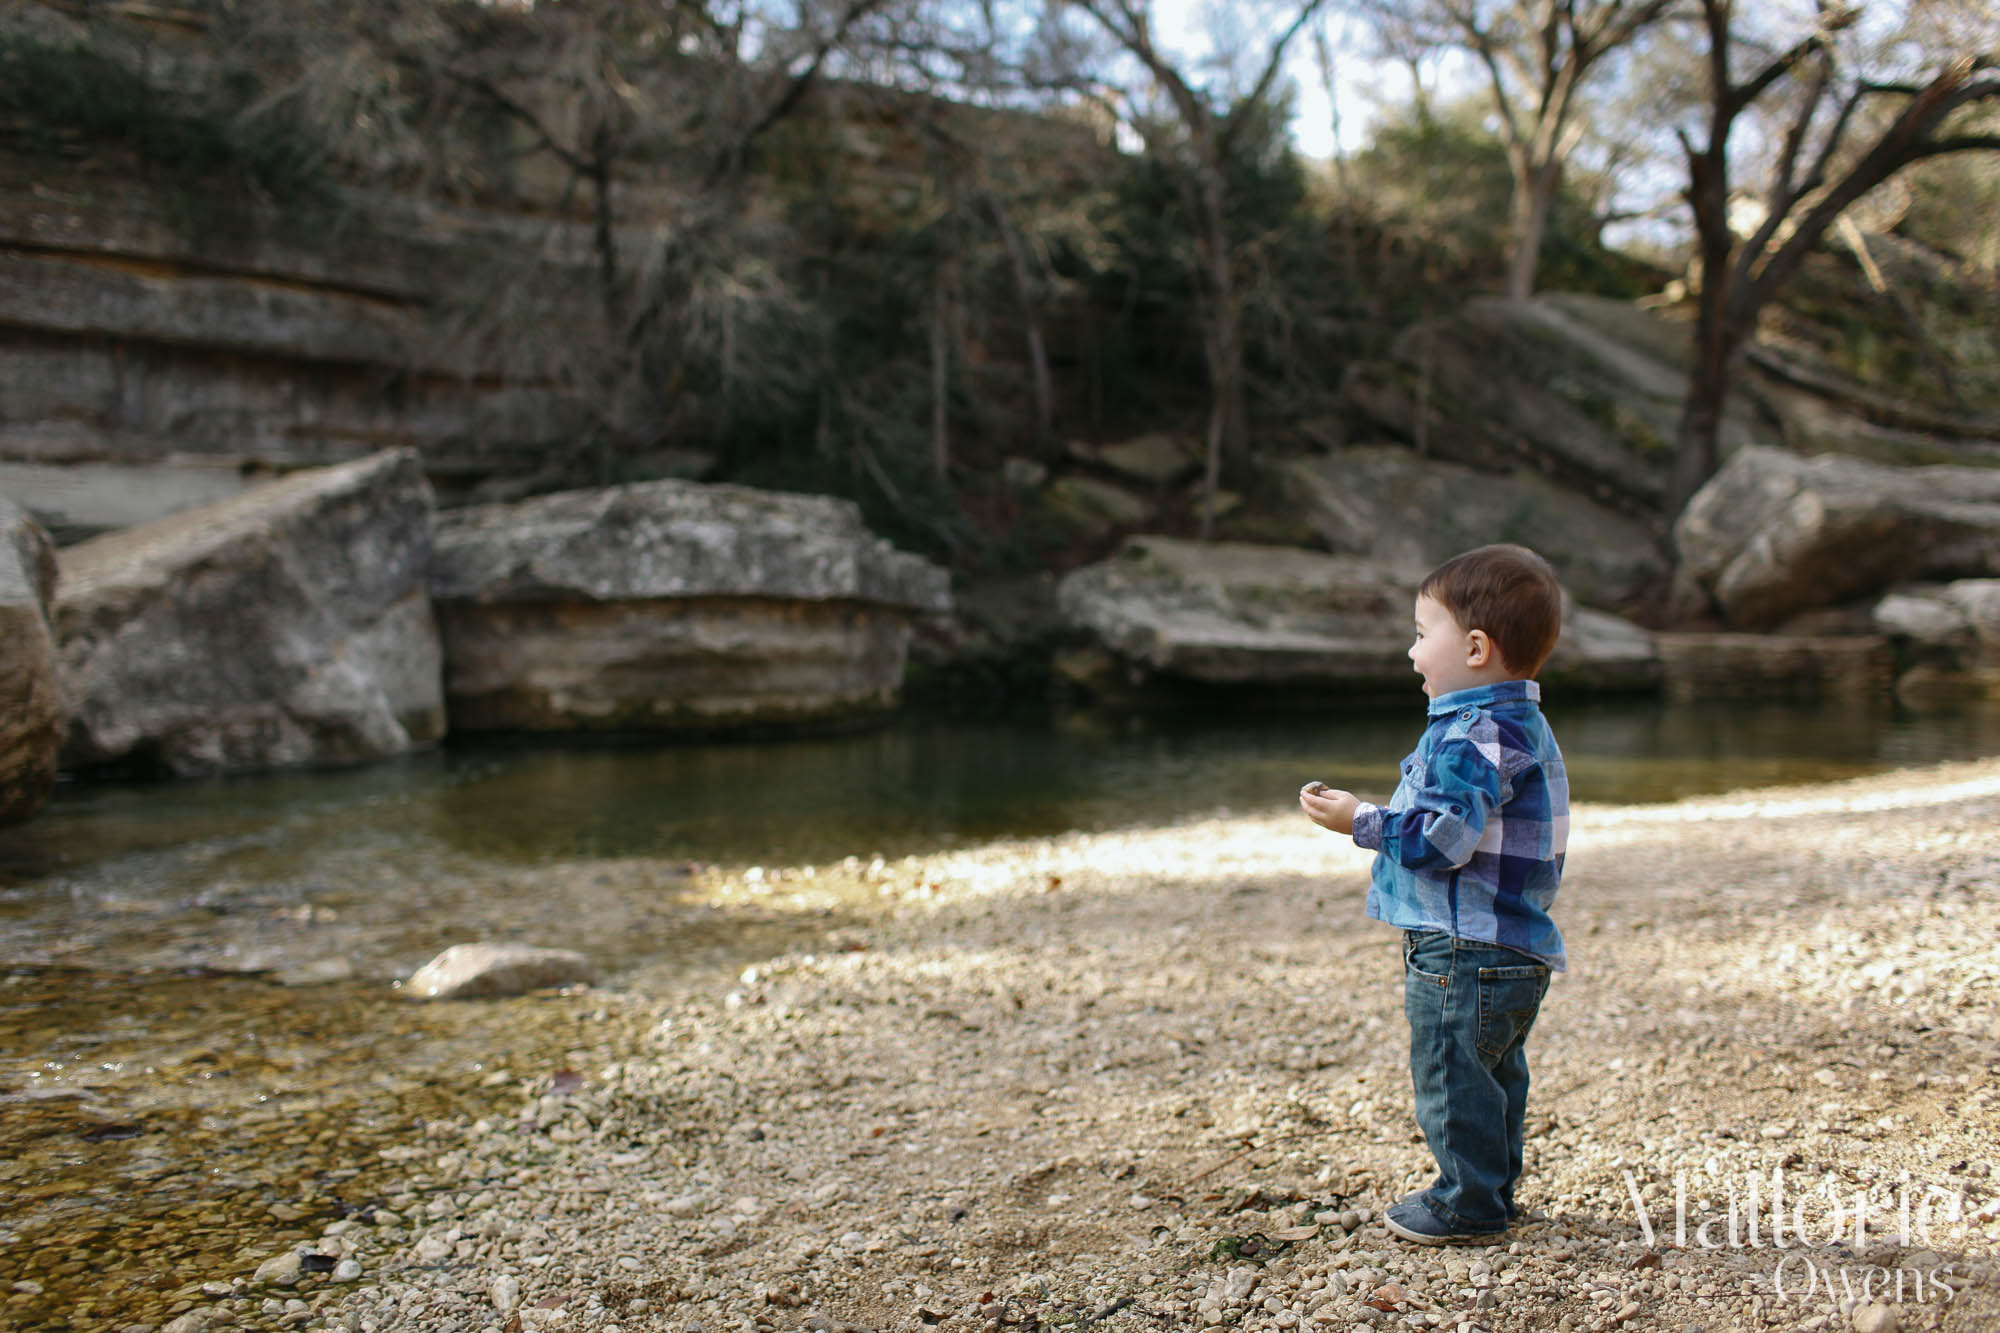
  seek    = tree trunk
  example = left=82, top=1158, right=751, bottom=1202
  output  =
left=1503, top=156, right=1559, bottom=301
left=1669, top=131, right=1737, bottom=518
left=987, top=193, right=1055, bottom=448
left=1198, top=393, right=1225, bottom=543
left=589, top=149, right=620, bottom=329
left=1189, top=146, right=1246, bottom=541
left=930, top=276, right=951, bottom=483
left=1198, top=161, right=1248, bottom=464
left=1669, top=279, right=1750, bottom=517
left=1668, top=338, right=1730, bottom=518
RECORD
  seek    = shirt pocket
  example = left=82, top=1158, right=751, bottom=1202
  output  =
left=1391, top=755, right=1428, bottom=808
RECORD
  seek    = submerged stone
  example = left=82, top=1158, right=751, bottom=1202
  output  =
left=404, top=943, right=597, bottom=1000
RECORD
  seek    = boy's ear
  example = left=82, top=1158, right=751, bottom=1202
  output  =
left=1465, top=628, right=1494, bottom=668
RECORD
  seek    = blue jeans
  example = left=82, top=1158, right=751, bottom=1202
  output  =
left=1402, top=929, right=1551, bottom=1233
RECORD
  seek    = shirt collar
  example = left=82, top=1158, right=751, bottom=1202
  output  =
left=1426, top=678, right=1540, bottom=718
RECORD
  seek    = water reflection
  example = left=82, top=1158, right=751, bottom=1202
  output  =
left=7, top=698, right=2000, bottom=898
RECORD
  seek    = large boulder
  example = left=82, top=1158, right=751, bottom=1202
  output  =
left=1054, top=537, right=1657, bottom=701
left=430, top=481, right=952, bottom=733
left=1339, top=293, right=1769, bottom=510
left=1283, top=447, right=1666, bottom=608
left=1673, top=446, right=2000, bottom=629
left=55, top=450, right=444, bottom=777
left=0, top=497, right=61, bottom=824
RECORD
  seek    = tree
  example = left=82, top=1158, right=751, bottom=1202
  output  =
left=1667, top=2, right=2000, bottom=514
left=1037, top=0, right=1329, bottom=538
left=224, top=0, right=901, bottom=473
left=1364, top=0, right=1678, bottom=299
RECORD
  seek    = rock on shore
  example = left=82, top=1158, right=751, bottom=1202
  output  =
left=404, top=943, right=598, bottom=1000
left=1055, top=537, right=1658, bottom=701
left=1675, top=445, right=2000, bottom=629
left=1284, top=447, right=1665, bottom=608
left=54, top=449, right=444, bottom=777
left=0, top=496, right=61, bottom=823
left=429, top=481, right=952, bottom=734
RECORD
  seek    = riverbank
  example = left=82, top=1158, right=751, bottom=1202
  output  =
left=24, top=760, right=2000, bottom=1333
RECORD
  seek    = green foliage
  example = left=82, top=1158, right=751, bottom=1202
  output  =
left=1897, top=146, right=2000, bottom=277
left=1087, top=86, right=1352, bottom=434
left=0, top=35, right=311, bottom=192
left=1335, top=94, right=1653, bottom=318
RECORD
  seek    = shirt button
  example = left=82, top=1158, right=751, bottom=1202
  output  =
left=1459, top=708, right=1476, bottom=721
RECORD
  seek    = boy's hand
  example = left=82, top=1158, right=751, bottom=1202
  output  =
left=1300, top=783, right=1360, bottom=835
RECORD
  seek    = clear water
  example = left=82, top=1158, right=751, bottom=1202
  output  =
left=7, top=695, right=2000, bottom=895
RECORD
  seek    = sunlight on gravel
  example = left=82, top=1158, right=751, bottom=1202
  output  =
left=167, top=760, right=2000, bottom=1333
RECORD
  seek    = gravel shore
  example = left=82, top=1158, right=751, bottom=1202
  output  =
left=184, top=760, right=1999, bottom=1333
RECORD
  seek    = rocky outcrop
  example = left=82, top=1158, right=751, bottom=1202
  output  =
left=1871, top=580, right=2000, bottom=702
left=908, top=574, right=1066, bottom=698
left=1054, top=537, right=1657, bottom=701
left=1673, top=446, right=2000, bottom=630
left=1874, top=581, right=2000, bottom=655
left=1547, top=607, right=1662, bottom=694
left=403, top=943, right=597, bottom=1000
left=0, top=166, right=587, bottom=537
left=1283, top=448, right=1665, bottom=608
left=1065, top=434, right=1202, bottom=489
left=55, top=450, right=445, bottom=777
left=1339, top=293, right=1770, bottom=511
left=0, top=497, right=61, bottom=824
left=430, top=481, right=951, bottom=734
left=1655, top=633, right=1893, bottom=702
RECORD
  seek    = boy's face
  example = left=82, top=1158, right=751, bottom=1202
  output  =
left=1409, top=593, right=1490, bottom=698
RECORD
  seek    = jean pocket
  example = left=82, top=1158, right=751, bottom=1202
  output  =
left=1474, top=963, right=1549, bottom=1059
left=1404, top=932, right=1452, bottom=988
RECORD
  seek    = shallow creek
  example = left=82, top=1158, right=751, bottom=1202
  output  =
left=4, top=698, right=1999, bottom=1330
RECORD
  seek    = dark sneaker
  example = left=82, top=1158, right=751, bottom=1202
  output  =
left=1383, top=1194, right=1504, bottom=1246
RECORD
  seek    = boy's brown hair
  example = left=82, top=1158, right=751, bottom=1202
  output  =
left=1420, top=544, right=1564, bottom=676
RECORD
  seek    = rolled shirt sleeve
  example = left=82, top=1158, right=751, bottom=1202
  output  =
left=1352, top=801, right=1385, bottom=851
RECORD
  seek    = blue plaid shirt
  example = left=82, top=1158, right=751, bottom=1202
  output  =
left=1351, top=679, right=1569, bottom=970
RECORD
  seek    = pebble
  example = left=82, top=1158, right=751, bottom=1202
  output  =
left=333, top=1259, right=363, bottom=1282
left=1851, top=1305, right=1899, bottom=1333
left=252, top=1252, right=302, bottom=1287
left=280, top=779, right=2000, bottom=1333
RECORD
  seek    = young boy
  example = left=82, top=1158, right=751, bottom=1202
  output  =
left=1300, top=543, right=1569, bottom=1245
